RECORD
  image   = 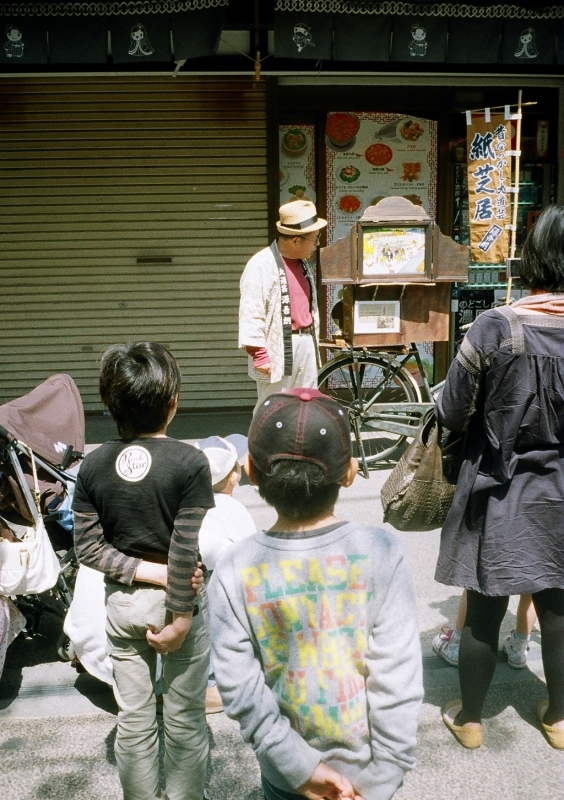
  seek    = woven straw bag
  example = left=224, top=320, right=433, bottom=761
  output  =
left=380, top=412, right=462, bottom=532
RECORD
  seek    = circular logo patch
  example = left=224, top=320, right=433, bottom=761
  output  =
left=116, top=445, right=152, bottom=482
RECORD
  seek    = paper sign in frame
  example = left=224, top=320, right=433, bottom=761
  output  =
left=354, top=300, right=401, bottom=334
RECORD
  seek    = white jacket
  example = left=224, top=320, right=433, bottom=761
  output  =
left=238, top=244, right=320, bottom=383
left=198, top=494, right=256, bottom=572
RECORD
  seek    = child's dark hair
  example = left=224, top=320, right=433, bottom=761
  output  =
left=519, top=204, right=564, bottom=292
left=99, top=342, right=181, bottom=439
left=254, top=460, right=340, bottom=521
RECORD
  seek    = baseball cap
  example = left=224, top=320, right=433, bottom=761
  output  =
left=248, top=388, right=351, bottom=485
left=196, top=435, right=247, bottom=485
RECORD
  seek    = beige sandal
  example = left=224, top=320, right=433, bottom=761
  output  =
left=537, top=700, right=564, bottom=750
left=442, top=700, right=483, bottom=749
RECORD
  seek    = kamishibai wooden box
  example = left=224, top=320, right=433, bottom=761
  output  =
left=320, top=197, right=469, bottom=346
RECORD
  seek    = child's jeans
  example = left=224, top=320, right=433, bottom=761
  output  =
left=105, top=580, right=210, bottom=800
left=261, top=776, right=303, bottom=800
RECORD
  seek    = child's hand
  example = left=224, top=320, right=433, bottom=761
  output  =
left=191, top=562, right=204, bottom=595
left=146, top=612, right=192, bottom=654
left=297, top=763, right=364, bottom=800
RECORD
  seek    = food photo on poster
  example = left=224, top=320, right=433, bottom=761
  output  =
left=325, top=111, right=361, bottom=150
left=339, top=164, right=361, bottom=183
left=281, top=127, right=308, bottom=156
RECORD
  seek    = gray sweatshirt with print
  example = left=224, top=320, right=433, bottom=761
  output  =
left=208, top=521, right=423, bottom=800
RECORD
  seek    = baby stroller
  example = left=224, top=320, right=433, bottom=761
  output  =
left=0, top=374, right=84, bottom=652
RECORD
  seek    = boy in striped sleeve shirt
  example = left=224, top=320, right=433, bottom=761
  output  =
left=73, top=341, right=214, bottom=800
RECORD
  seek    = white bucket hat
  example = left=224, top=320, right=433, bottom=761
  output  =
left=276, top=200, right=327, bottom=236
left=196, top=435, right=248, bottom=486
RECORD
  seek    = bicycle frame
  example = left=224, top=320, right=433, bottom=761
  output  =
left=331, top=343, right=440, bottom=436
left=320, top=343, right=445, bottom=476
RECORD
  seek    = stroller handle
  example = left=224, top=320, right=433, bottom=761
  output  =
left=0, top=424, right=11, bottom=442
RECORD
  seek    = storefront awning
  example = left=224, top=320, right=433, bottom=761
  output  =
left=0, top=1, right=227, bottom=65
left=1, top=1, right=563, bottom=69
left=274, top=2, right=564, bottom=66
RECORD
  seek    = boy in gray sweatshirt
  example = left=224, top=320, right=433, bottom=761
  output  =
left=208, top=389, right=423, bottom=800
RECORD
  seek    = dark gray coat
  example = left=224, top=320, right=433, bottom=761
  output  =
left=434, top=305, right=564, bottom=595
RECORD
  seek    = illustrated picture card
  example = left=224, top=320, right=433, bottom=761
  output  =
left=362, top=226, right=426, bottom=277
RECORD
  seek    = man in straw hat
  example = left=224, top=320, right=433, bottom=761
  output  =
left=239, top=199, right=327, bottom=409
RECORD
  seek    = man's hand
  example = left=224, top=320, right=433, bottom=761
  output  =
left=146, top=612, right=192, bottom=654
left=297, top=763, right=364, bottom=800
left=255, top=364, right=271, bottom=377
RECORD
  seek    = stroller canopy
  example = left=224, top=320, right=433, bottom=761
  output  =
left=0, top=374, right=85, bottom=468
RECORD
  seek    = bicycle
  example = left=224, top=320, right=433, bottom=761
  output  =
left=318, top=342, right=442, bottom=477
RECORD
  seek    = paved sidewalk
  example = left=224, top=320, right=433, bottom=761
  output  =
left=1, top=466, right=562, bottom=800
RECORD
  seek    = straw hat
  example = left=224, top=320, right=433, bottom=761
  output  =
left=276, top=200, right=327, bottom=236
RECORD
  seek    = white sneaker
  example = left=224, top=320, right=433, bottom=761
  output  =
left=503, top=630, right=529, bottom=669
left=432, top=626, right=460, bottom=666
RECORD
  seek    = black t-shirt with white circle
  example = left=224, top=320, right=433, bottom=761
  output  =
left=74, top=437, right=214, bottom=562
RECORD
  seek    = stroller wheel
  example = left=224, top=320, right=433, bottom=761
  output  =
left=56, top=633, right=76, bottom=662
left=15, top=596, right=43, bottom=636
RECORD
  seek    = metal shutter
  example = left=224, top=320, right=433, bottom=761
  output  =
left=0, top=76, right=268, bottom=410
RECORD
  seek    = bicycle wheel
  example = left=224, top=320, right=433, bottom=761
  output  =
left=318, top=354, right=421, bottom=463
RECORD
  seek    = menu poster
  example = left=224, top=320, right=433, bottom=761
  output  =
left=279, top=124, right=316, bottom=207
left=466, top=113, right=511, bottom=263
left=324, top=112, right=437, bottom=376
left=325, top=112, right=438, bottom=245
